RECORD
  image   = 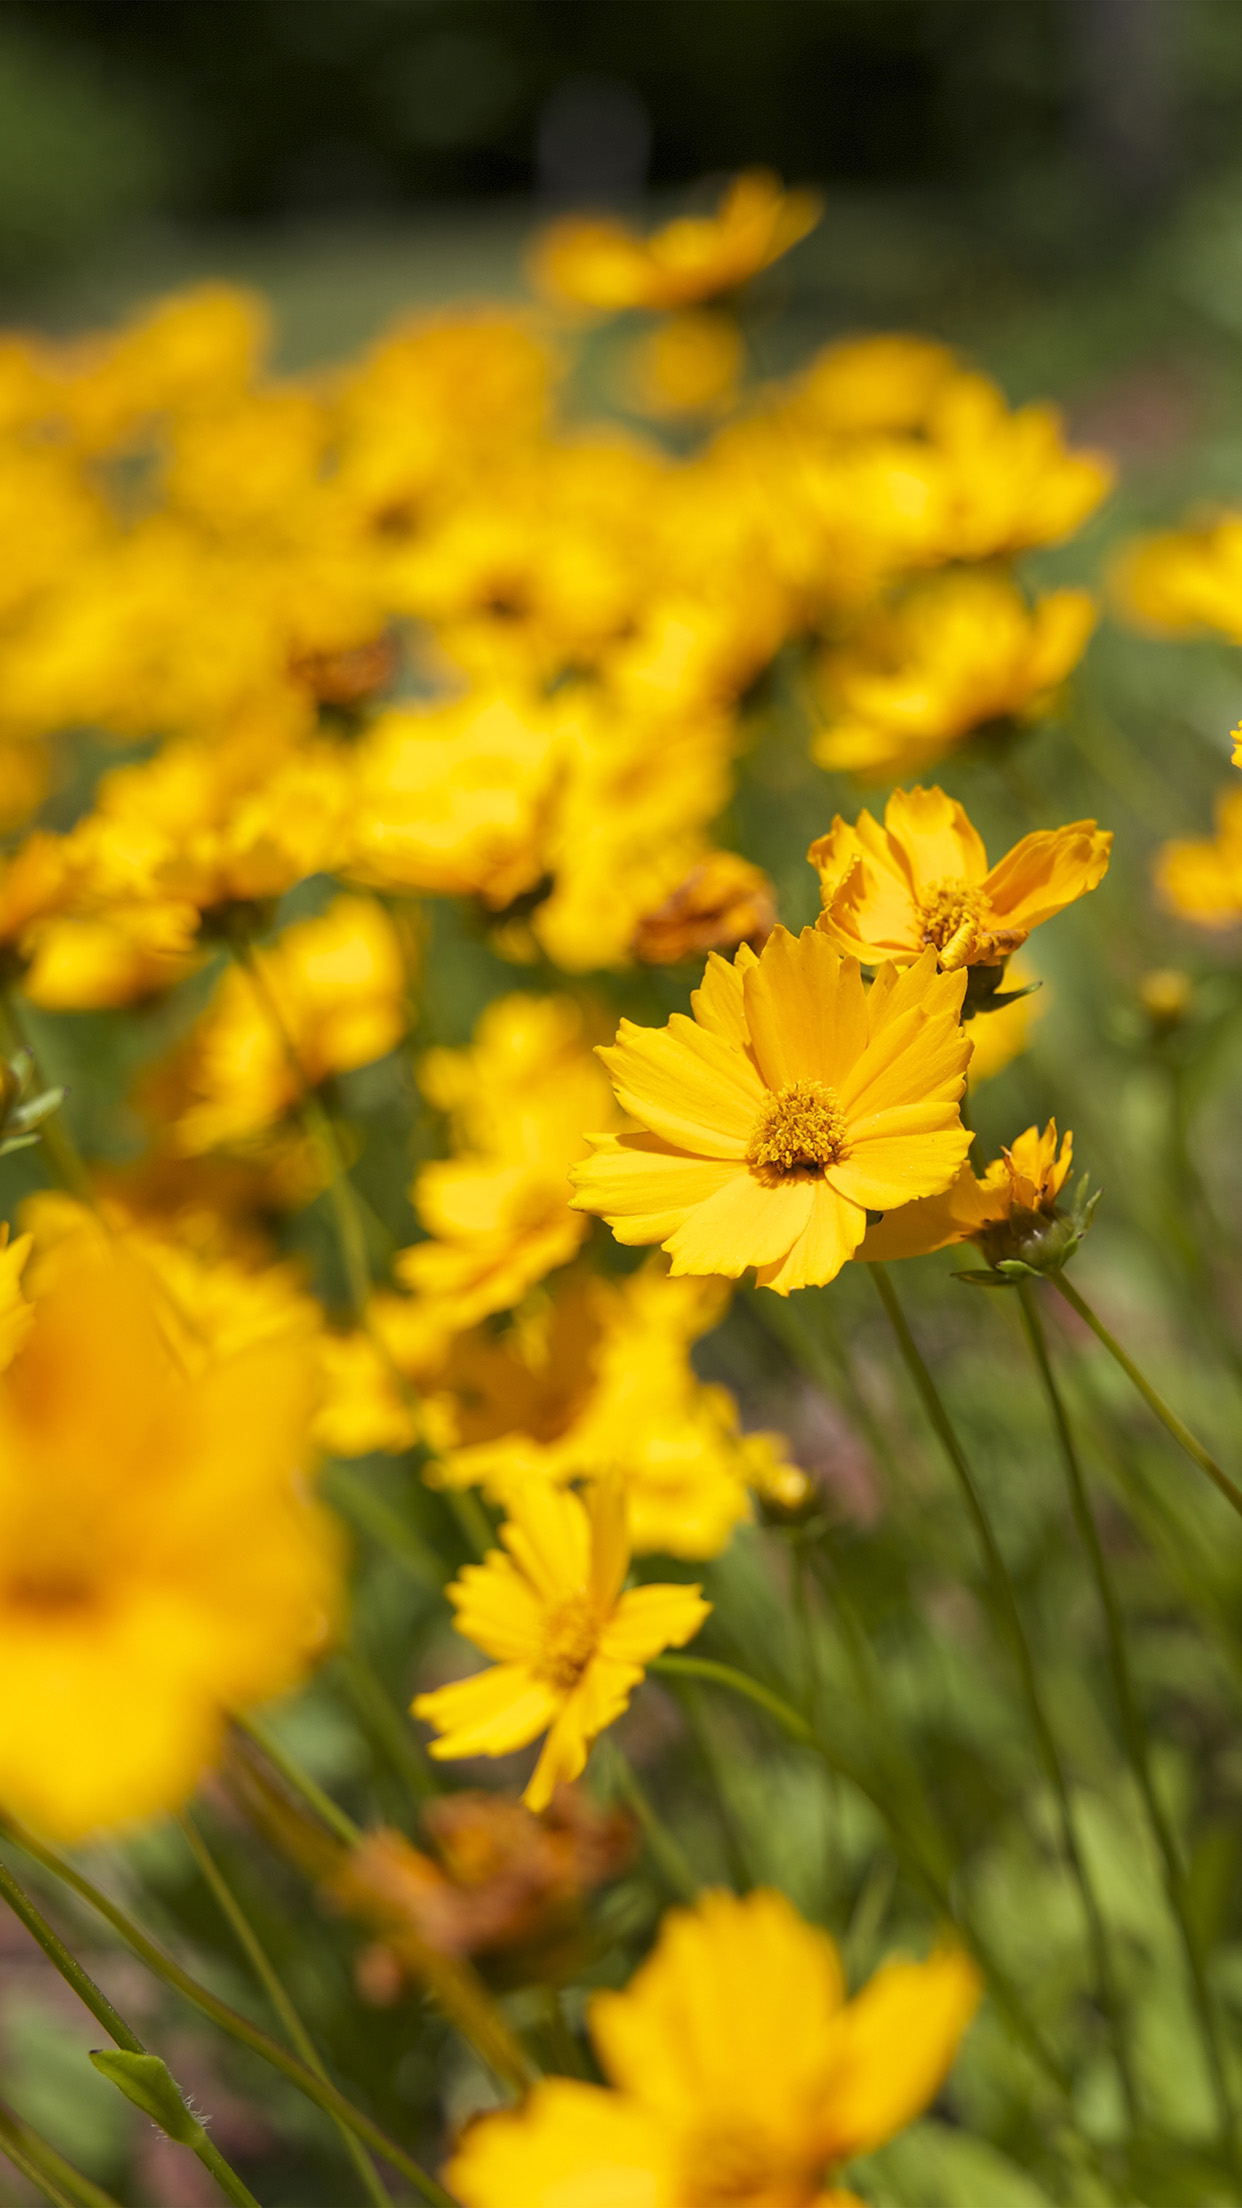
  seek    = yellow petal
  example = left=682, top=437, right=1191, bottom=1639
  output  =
left=570, top=1134, right=742, bottom=1242
left=754, top=1179, right=867, bottom=1293
left=664, top=1167, right=814, bottom=1278
left=601, top=1583, right=710, bottom=1665
left=445, top=2079, right=670, bottom=2208
left=831, top=1112, right=972, bottom=1211
left=741, top=927, right=868, bottom=1090
left=445, top=1554, right=545, bottom=1662
left=502, top=1483, right=592, bottom=1602
left=982, top=821, right=1111, bottom=931
left=413, top=1662, right=558, bottom=1758
left=820, top=1947, right=982, bottom=2159
left=600, top=1019, right=762, bottom=1158
left=883, top=785, right=988, bottom=895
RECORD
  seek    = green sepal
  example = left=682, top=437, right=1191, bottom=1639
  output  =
left=0, top=1132, right=40, bottom=1158
left=89, top=2050, right=207, bottom=2150
left=952, top=1267, right=1016, bottom=1289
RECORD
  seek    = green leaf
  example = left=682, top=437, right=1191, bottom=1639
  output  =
left=87, top=2052, right=205, bottom=2151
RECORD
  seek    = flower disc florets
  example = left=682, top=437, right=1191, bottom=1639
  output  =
left=747, top=1079, right=847, bottom=1177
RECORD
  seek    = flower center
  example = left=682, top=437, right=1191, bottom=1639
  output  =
left=918, top=876, right=984, bottom=968
left=683, top=2126, right=817, bottom=2208
left=748, top=1080, right=847, bottom=1177
left=536, top=1594, right=600, bottom=1691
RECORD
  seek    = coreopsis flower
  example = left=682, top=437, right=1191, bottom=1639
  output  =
left=811, top=787, right=1111, bottom=974
left=793, top=331, right=960, bottom=434
left=631, top=851, right=776, bottom=965
left=571, top=927, right=971, bottom=1295
left=175, top=895, right=409, bottom=1152
left=396, top=994, right=624, bottom=1334
left=811, top=572, right=1097, bottom=779
left=863, top=1120, right=1079, bottom=1270
left=412, top=1481, right=708, bottom=1811
left=923, top=370, right=1114, bottom=560
left=1113, top=515, right=1242, bottom=644
left=629, top=310, right=743, bottom=418
left=446, top=1886, right=981, bottom=2208
left=0, top=1240, right=339, bottom=1839
left=532, top=171, right=822, bottom=313
left=1155, top=788, right=1242, bottom=928
left=424, top=1262, right=800, bottom=1558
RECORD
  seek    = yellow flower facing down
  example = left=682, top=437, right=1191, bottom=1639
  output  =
left=175, top=895, right=410, bottom=1153
left=862, top=1120, right=1073, bottom=1264
left=571, top=926, right=972, bottom=1295
left=0, top=1240, right=339, bottom=1840
left=532, top=171, right=822, bottom=313
left=811, top=571, right=1097, bottom=780
left=811, top=787, right=1111, bottom=972
left=412, top=1481, right=708, bottom=1811
left=1155, top=787, right=1242, bottom=929
left=447, top=1886, right=981, bottom=2208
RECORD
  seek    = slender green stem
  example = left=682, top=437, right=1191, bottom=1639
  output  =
left=0, top=1823, right=455, bottom=2208
left=1053, top=1275, right=1242, bottom=1520
left=869, top=1263, right=1139, bottom=2127
left=235, top=1713, right=362, bottom=1846
left=599, top=1741, right=699, bottom=1901
left=650, top=1653, right=1069, bottom=2096
left=0, top=2099, right=124, bottom=2208
left=1020, top=1285, right=1242, bottom=2178
left=0, top=1854, right=266, bottom=2208
left=180, top=1812, right=393, bottom=2208
left=335, top=1647, right=440, bottom=1805
left=322, top=1465, right=447, bottom=1592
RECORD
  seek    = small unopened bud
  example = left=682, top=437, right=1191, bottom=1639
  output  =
left=1139, top=967, right=1192, bottom=1033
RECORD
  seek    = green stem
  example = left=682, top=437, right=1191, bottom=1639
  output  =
left=0, top=1855, right=266, bottom=2208
left=1019, top=1285, right=1242, bottom=2178
left=335, top=1647, right=440, bottom=1805
left=599, top=1741, right=699, bottom=1901
left=235, top=1713, right=362, bottom=1847
left=869, top=1263, right=1139, bottom=2128
left=322, top=1465, right=447, bottom=1593
left=650, top=1653, right=1069, bottom=2097
left=0, top=1825, right=454, bottom=2208
left=180, top=1812, right=393, bottom=2208
left=1053, top=1275, right=1242, bottom=1521
left=0, top=996, right=97, bottom=1209
left=0, top=2100, right=123, bottom=2208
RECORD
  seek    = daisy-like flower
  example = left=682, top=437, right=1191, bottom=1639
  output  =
left=531, top=171, right=822, bottom=314
left=570, top=925, right=972, bottom=1295
left=863, top=1120, right=1075, bottom=1263
left=446, top=1886, right=981, bottom=2208
left=811, top=785, right=1111, bottom=972
left=412, top=1482, right=708, bottom=1811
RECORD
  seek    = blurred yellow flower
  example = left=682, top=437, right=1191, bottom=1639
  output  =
left=0, top=1240, right=339, bottom=1839
left=532, top=171, right=822, bottom=313
left=175, top=895, right=409, bottom=1153
left=794, top=331, right=960, bottom=435
left=413, top=1480, right=708, bottom=1811
left=1155, top=787, right=1242, bottom=928
left=447, top=1886, right=980, bottom=2208
left=573, top=927, right=971, bottom=1294
left=631, top=850, right=776, bottom=966
left=811, top=571, right=1097, bottom=779
left=1113, top=515, right=1242, bottom=643
left=921, top=372, right=1113, bottom=560
left=629, top=309, right=743, bottom=417
left=811, top=786, right=1111, bottom=971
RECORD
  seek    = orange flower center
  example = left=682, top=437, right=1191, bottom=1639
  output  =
left=918, top=877, right=984, bottom=968
left=748, top=1080, right=847, bottom=1177
left=683, top=2124, right=819, bottom=2208
left=536, top=1594, right=600, bottom=1691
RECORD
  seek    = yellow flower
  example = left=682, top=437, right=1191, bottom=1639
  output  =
left=412, top=1481, right=708, bottom=1811
left=794, top=332, right=960, bottom=435
left=1113, top=515, right=1242, bottom=644
left=175, top=895, right=409, bottom=1152
left=1155, top=788, right=1242, bottom=928
left=0, top=1239, right=339, bottom=1839
left=628, top=310, right=743, bottom=418
left=396, top=994, right=624, bottom=1335
left=631, top=851, right=776, bottom=966
left=810, top=787, right=1111, bottom=972
left=923, top=371, right=1113, bottom=560
left=446, top=1886, right=981, bottom=2208
left=811, top=571, right=1097, bottom=779
left=532, top=171, right=822, bottom=313
left=572, top=927, right=971, bottom=1295
left=862, top=1121, right=1073, bottom=1263
left=425, top=1262, right=798, bottom=1559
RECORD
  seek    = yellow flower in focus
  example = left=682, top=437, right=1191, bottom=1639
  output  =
left=812, top=572, right=1097, bottom=779
left=811, top=787, right=1111, bottom=971
left=532, top=171, right=822, bottom=313
left=629, top=310, right=743, bottom=418
left=863, top=1121, right=1073, bottom=1263
left=175, top=896, right=409, bottom=1153
left=1113, top=516, right=1242, bottom=644
left=412, top=1480, right=708, bottom=1811
left=572, top=927, right=971, bottom=1294
left=447, top=1886, right=981, bottom=2208
left=1155, top=788, right=1242, bottom=928
left=396, top=994, right=625, bottom=1337
left=0, top=1241, right=339, bottom=1839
